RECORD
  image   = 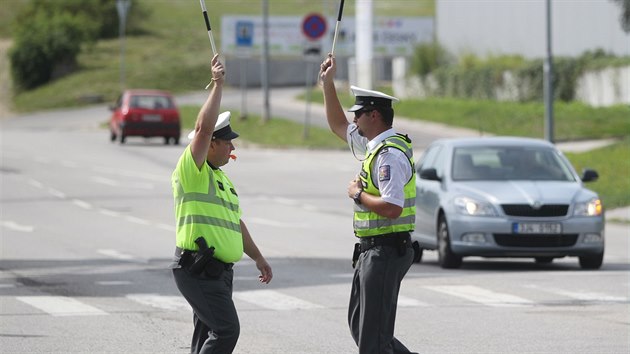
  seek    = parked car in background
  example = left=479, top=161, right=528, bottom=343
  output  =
left=413, top=137, right=604, bottom=269
left=109, top=89, right=181, bottom=145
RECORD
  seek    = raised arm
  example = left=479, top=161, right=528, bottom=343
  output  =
left=319, top=54, right=350, bottom=142
left=190, top=54, right=225, bottom=168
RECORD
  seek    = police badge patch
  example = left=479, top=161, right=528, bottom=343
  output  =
left=379, top=165, right=391, bottom=181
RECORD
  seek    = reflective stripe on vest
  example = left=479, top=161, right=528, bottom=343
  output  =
left=354, top=134, right=416, bottom=237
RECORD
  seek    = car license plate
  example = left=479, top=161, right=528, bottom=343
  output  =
left=512, top=222, right=562, bottom=234
left=142, top=114, right=161, bottom=122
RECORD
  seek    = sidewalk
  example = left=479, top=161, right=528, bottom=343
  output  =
left=606, top=207, right=630, bottom=223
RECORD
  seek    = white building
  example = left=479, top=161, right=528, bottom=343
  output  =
left=436, top=0, right=630, bottom=58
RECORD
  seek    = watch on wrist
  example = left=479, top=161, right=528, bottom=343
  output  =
left=353, top=189, right=363, bottom=204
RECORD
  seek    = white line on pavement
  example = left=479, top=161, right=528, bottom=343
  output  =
left=234, top=290, right=324, bottom=310
left=72, top=199, right=92, bottom=209
left=97, top=249, right=147, bottom=263
left=425, top=285, right=534, bottom=307
left=0, top=220, right=34, bottom=232
left=91, top=176, right=119, bottom=186
left=397, top=295, right=430, bottom=307
left=247, top=217, right=308, bottom=228
left=95, top=281, right=132, bottom=286
left=126, top=294, right=190, bottom=311
left=16, top=296, right=107, bottom=316
left=47, top=188, right=66, bottom=199
left=524, top=284, right=628, bottom=303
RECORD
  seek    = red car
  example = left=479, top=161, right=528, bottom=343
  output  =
left=109, top=89, right=181, bottom=145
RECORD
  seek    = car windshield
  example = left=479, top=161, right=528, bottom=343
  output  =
left=129, top=95, right=174, bottom=109
left=451, top=146, right=576, bottom=181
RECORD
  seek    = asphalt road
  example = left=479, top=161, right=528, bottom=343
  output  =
left=1, top=100, right=629, bottom=353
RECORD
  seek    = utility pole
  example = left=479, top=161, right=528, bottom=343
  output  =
left=116, top=0, right=131, bottom=91
left=356, top=0, right=373, bottom=89
left=544, top=0, right=554, bottom=143
left=261, top=0, right=271, bottom=122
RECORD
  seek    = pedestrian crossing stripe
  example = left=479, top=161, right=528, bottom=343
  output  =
left=126, top=294, right=190, bottom=311
left=397, top=295, right=430, bottom=307
left=424, top=285, right=534, bottom=307
left=12, top=286, right=628, bottom=317
left=233, top=290, right=325, bottom=310
left=16, top=296, right=108, bottom=316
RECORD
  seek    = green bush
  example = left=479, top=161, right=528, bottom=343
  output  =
left=411, top=42, right=453, bottom=77
left=9, top=0, right=149, bottom=91
left=9, top=10, right=96, bottom=90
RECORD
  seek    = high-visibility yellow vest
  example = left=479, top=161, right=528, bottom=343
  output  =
left=354, top=134, right=416, bottom=237
left=172, top=146, right=243, bottom=263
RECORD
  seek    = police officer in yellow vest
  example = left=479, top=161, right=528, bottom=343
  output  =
left=320, top=54, right=417, bottom=354
left=171, top=54, right=273, bottom=354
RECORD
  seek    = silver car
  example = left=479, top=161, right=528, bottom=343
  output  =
left=412, top=137, right=604, bottom=269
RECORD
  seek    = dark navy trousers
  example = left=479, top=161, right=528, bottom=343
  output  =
left=348, top=244, right=415, bottom=354
left=173, top=268, right=239, bottom=354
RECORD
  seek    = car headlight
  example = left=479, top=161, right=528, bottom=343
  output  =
left=574, top=198, right=603, bottom=216
left=453, top=197, right=497, bottom=216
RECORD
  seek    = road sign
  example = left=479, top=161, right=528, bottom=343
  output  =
left=236, top=21, right=254, bottom=47
left=302, top=13, right=327, bottom=41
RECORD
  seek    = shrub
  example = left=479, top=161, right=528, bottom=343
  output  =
left=411, top=42, right=453, bottom=77
left=9, top=10, right=96, bottom=90
left=410, top=43, right=630, bottom=103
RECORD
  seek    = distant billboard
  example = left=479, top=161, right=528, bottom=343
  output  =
left=221, top=15, right=434, bottom=57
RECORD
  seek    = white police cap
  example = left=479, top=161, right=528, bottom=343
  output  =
left=347, top=85, right=399, bottom=112
left=187, top=111, right=239, bottom=140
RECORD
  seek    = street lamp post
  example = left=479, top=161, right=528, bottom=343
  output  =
left=116, top=0, right=131, bottom=91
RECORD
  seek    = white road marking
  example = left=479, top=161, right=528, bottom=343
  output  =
left=1, top=220, right=34, bottom=232
left=92, top=166, right=164, bottom=182
left=28, top=179, right=44, bottom=189
left=99, top=209, right=121, bottom=217
left=47, top=188, right=66, bottom=199
left=95, top=281, right=132, bottom=286
left=397, top=295, right=430, bottom=307
left=125, top=216, right=151, bottom=225
left=16, top=296, right=107, bottom=316
left=126, top=294, right=190, bottom=311
left=234, top=290, right=324, bottom=310
left=72, top=199, right=92, bottom=210
left=525, top=284, right=628, bottom=303
left=91, top=176, right=119, bottom=186
left=247, top=217, right=308, bottom=228
left=97, top=249, right=147, bottom=263
left=156, top=223, right=175, bottom=232
left=425, top=285, right=534, bottom=307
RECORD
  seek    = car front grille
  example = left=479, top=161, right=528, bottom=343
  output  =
left=501, top=204, right=569, bottom=217
left=493, top=234, right=578, bottom=247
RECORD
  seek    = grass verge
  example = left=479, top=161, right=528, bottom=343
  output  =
left=306, top=89, right=630, bottom=142
left=564, top=137, right=630, bottom=209
left=179, top=105, right=346, bottom=150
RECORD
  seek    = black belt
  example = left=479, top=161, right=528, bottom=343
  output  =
left=358, top=232, right=411, bottom=252
left=175, top=247, right=234, bottom=271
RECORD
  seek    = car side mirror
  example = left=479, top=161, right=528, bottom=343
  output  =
left=419, top=168, right=441, bottom=182
left=581, top=169, right=599, bottom=183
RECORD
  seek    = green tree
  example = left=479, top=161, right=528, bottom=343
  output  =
left=9, top=11, right=96, bottom=90
left=13, top=0, right=148, bottom=39
left=611, top=0, right=630, bottom=33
